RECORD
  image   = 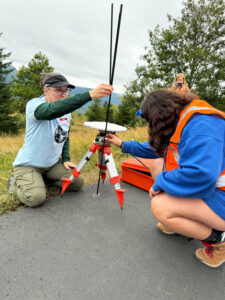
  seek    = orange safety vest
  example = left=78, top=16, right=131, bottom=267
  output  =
left=165, top=99, right=225, bottom=191
left=169, top=86, right=188, bottom=94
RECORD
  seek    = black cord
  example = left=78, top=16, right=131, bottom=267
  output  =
left=132, top=156, right=151, bottom=174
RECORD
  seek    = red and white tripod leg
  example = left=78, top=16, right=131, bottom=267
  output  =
left=96, top=149, right=107, bottom=182
left=103, top=152, right=125, bottom=209
left=61, top=143, right=97, bottom=195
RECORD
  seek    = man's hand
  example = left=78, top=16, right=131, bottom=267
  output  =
left=104, top=133, right=122, bottom=147
left=89, top=84, right=113, bottom=99
left=63, top=161, right=76, bottom=170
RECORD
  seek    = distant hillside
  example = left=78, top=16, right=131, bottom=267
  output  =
left=71, top=86, right=121, bottom=114
left=5, top=66, right=17, bottom=83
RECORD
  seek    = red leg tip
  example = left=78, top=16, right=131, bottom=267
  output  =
left=115, top=188, right=125, bottom=209
left=61, top=178, right=72, bottom=195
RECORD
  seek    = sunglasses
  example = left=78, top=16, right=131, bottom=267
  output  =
left=48, top=87, right=71, bottom=95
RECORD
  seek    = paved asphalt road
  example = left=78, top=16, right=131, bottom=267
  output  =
left=0, top=181, right=224, bottom=300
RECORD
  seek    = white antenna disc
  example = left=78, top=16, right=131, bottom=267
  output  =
left=84, top=121, right=127, bottom=132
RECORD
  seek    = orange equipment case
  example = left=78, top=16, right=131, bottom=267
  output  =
left=121, top=158, right=154, bottom=191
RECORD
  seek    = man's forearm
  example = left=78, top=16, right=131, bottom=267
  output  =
left=35, top=92, right=91, bottom=120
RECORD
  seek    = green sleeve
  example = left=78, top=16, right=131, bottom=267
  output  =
left=34, top=92, right=91, bottom=120
left=62, top=136, right=70, bottom=162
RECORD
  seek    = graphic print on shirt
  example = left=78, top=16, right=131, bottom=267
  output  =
left=54, top=125, right=68, bottom=143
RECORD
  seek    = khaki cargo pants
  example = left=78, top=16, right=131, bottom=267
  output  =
left=13, top=160, right=84, bottom=207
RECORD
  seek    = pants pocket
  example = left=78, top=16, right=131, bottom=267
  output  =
left=14, top=168, right=34, bottom=188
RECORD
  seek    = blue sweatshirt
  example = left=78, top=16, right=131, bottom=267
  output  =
left=122, top=140, right=160, bottom=159
left=152, top=114, right=225, bottom=220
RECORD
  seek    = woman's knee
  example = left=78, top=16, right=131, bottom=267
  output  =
left=151, top=193, right=168, bottom=220
left=17, top=187, right=46, bottom=207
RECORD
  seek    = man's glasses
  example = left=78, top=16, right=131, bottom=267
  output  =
left=49, top=87, right=71, bottom=95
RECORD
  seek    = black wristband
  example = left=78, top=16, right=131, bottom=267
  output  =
left=120, top=141, right=123, bottom=149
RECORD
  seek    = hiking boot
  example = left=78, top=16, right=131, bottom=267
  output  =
left=8, top=176, right=16, bottom=194
left=195, top=240, right=225, bottom=268
left=157, top=222, right=176, bottom=235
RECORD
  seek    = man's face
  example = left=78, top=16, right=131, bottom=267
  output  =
left=44, top=85, right=70, bottom=103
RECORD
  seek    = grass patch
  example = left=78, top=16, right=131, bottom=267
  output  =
left=0, top=193, right=22, bottom=215
left=0, top=113, right=148, bottom=215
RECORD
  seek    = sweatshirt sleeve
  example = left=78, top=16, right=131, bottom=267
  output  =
left=122, top=140, right=160, bottom=158
left=153, top=115, right=225, bottom=198
left=62, top=136, right=70, bottom=162
left=34, top=92, right=91, bottom=120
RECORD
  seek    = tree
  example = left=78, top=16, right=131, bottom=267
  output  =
left=85, top=99, right=105, bottom=121
left=11, top=51, right=54, bottom=113
left=117, top=0, right=225, bottom=126
left=114, top=93, right=141, bottom=127
left=0, top=33, right=20, bottom=134
left=102, top=101, right=115, bottom=123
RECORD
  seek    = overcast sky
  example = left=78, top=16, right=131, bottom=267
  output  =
left=1, top=0, right=183, bottom=93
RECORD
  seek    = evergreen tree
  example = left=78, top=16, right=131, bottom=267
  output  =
left=114, top=93, right=140, bottom=127
left=85, top=98, right=105, bottom=121
left=11, top=51, right=54, bottom=113
left=117, top=0, right=225, bottom=126
left=0, top=33, right=19, bottom=134
left=102, top=101, right=115, bottom=123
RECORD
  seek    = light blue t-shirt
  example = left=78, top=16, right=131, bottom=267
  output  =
left=13, top=97, right=71, bottom=168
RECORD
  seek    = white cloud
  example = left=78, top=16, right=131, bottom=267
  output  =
left=1, top=0, right=183, bottom=94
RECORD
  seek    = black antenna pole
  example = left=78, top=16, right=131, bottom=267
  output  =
left=106, top=4, right=123, bottom=130
left=96, top=3, right=123, bottom=196
left=96, top=3, right=114, bottom=196
left=110, top=4, right=123, bottom=85
left=109, top=3, right=113, bottom=83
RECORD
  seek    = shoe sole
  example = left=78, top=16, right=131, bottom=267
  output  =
left=8, top=178, right=16, bottom=194
left=195, top=254, right=225, bottom=268
left=157, top=227, right=179, bottom=236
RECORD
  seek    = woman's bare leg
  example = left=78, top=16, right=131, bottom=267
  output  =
left=151, top=193, right=225, bottom=240
left=150, top=158, right=164, bottom=181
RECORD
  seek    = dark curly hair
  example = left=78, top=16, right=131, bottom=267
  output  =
left=140, top=89, right=198, bottom=156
